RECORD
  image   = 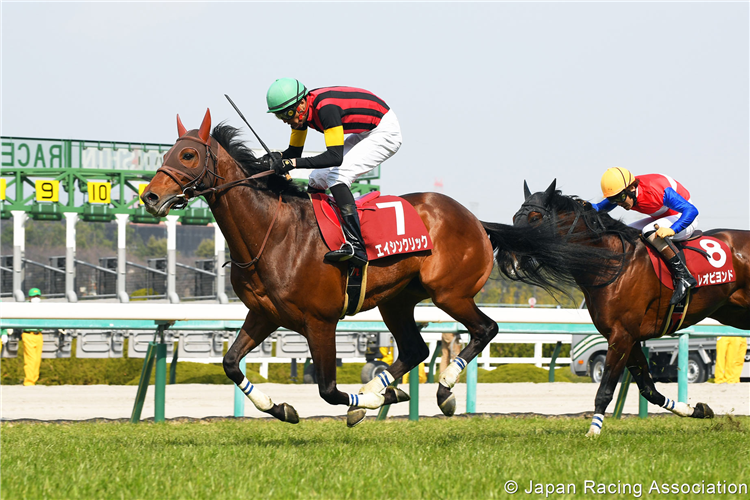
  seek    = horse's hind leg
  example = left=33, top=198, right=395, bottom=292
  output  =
left=346, top=297, right=425, bottom=427
left=432, top=298, right=498, bottom=416
left=224, top=313, right=299, bottom=424
left=626, top=343, right=714, bottom=419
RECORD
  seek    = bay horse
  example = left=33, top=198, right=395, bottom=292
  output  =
left=491, top=179, right=750, bottom=436
left=141, top=109, right=536, bottom=426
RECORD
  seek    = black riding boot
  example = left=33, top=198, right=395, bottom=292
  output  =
left=667, top=254, right=698, bottom=305
left=325, top=204, right=368, bottom=267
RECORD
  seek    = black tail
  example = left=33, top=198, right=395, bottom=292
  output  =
left=481, top=221, right=627, bottom=299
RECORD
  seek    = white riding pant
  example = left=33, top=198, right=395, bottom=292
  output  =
left=308, top=110, right=402, bottom=191
left=629, top=213, right=698, bottom=241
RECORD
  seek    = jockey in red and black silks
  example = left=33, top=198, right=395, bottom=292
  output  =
left=263, top=78, right=402, bottom=268
left=592, top=167, right=699, bottom=305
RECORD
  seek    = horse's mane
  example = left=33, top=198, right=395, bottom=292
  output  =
left=211, top=122, right=306, bottom=197
left=546, top=191, right=641, bottom=245
left=485, top=190, right=640, bottom=300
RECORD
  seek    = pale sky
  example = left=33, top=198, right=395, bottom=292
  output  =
left=2, top=1, right=748, bottom=229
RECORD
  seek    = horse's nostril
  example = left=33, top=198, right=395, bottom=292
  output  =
left=142, top=191, right=159, bottom=205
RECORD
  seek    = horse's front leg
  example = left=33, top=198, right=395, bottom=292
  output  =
left=626, top=342, right=714, bottom=419
left=223, top=313, right=299, bottom=424
left=305, top=319, right=389, bottom=424
left=586, top=333, right=633, bottom=437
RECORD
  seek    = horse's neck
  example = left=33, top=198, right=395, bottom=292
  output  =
left=208, top=153, right=280, bottom=264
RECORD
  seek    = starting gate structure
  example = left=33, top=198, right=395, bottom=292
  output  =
left=1, top=135, right=378, bottom=302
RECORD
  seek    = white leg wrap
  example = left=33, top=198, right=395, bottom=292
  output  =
left=586, top=413, right=604, bottom=436
left=238, top=377, right=273, bottom=411
left=439, top=357, right=467, bottom=389
left=359, top=370, right=394, bottom=395
left=662, top=397, right=694, bottom=417
left=348, top=391, right=385, bottom=409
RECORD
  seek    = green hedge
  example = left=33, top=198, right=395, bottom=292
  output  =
left=2, top=338, right=586, bottom=386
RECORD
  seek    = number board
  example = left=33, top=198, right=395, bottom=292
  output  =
left=138, top=183, right=149, bottom=204
left=88, top=181, right=111, bottom=204
left=35, top=180, right=60, bottom=202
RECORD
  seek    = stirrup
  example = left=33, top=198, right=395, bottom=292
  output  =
left=325, top=242, right=355, bottom=262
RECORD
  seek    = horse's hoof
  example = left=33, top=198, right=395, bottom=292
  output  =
left=281, top=403, right=299, bottom=424
left=347, top=406, right=367, bottom=428
left=693, top=402, right=714, bottom=419
left=438, top=393, right=456, bottom=417
left=585, top=430, right=601, bottom=438
left=383, top=387, right=410, bottom=405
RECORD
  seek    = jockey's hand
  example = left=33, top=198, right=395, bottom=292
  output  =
left=655, top=226, right=675, bottom=239
left=271, top=158, right=295, bottom=176
left=259, top=152, right=282, bottom=170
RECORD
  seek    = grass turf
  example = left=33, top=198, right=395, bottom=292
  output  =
left=2, top=415, right=748, bottom=499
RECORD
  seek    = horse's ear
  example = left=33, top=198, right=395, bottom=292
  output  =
left=177, top=114, right=188, bottom=137
left=198, top=108, right=211, bottom=143
left=542, top=179, right=557, bottom=204
left=523, top=180, right=532, bottom=200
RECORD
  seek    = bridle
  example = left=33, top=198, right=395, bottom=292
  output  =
left=157, top=133, right=278, bottom=206
left=155, top=133, right=281, bottom=269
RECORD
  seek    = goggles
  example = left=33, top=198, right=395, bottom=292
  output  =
left=607, top=190, right=629, bottom=204
left=274, top=106, right=297, bottom=121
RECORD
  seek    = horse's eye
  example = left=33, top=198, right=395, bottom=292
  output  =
left=530, top=214, right=541, bottom=223
left=182, top=152, right=195, bottom=161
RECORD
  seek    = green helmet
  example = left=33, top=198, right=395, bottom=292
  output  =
left=28, top=288, right=41, bottom=298
left=266, top=78, right=308, bottom=114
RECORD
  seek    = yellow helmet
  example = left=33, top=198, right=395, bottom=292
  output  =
left=600, top=167, right=635, bottom=198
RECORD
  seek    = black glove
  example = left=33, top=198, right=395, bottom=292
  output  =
left=259, top=152, right=282, bottom=169
left=271, top=158, right=295, bottom=176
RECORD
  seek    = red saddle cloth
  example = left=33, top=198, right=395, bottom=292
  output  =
left=646, top=236, right=735, bottom=290
left=310, top=191, right=433, bottom=260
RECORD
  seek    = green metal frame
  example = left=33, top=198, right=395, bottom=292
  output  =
left=1, top=136, right=379, bottom=224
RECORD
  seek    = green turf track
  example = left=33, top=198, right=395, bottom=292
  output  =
left=2, top=415, right=748, bottom=499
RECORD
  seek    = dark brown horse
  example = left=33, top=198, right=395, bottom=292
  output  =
left=492, top=179, right=750, bottom=435
left=141, top=109, right=521, bottom=426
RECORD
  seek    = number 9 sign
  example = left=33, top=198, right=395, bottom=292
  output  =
left=35, top=180, right=60, bottom=202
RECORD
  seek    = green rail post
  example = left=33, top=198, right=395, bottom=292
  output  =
left=548, top=341, right=563, bottom=382
left=613, top=370, right=632, bottom=419
left=678, top=333, right=689, bottom=403
left=376, top=379, right=397, bottom=421
left=639, top=346, right=649, bottom=418
left=409, top=367, right=419, bottom=421
left=234, top=355, right=246, bottom=417
left=130, top=342, right=156, bottom=423
left=426, top=341, right=442, bottom=383
left=154, top=342, right=167, bottom=422
left=169, top=345, right=178, bottom=384
left=466, top=357, right=478, bottom=413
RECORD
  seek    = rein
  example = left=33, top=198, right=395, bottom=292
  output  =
left=157, top=134, right=282, bottom=269
left=225, top=194, right=283, bottom=270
